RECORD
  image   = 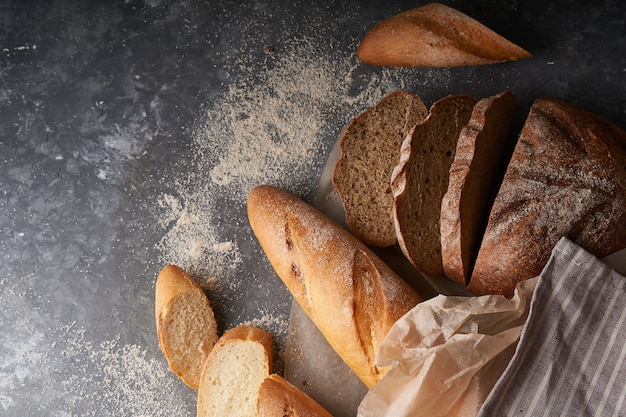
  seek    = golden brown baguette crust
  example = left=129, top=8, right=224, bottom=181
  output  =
left=155, top=264, right=218, bottom=390
left=247, top=185, right=423, bottom=387
left=332, top=90, right=428, bottom=246
left=197, top=326, right=273, bottom=417
left=469, top=98, right=626, bottom=297
left=357, top=3, right=531, bottom=67
left=257, top=374, right=333, bottom=417
left=440, top=91, right=516, bottom=285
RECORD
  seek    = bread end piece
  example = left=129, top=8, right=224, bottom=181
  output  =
left=197, top=325, right=273, bottom=417
left=257, top=374, right=333, bottom=417
left=332, top=90, right=428, bottom=247
left=155, top=264, right=218, bottom=390
left=440, top=90, right=516, bottom=285
left=392, top=94, right=477, bottom=277
left=357, top=3, right=532, bottom=67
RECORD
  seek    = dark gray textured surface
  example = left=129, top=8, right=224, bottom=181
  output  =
left=1, top=0, right=625, bottom=415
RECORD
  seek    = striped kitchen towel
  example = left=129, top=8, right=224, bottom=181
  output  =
left=478, top=237, right=626, bottom=417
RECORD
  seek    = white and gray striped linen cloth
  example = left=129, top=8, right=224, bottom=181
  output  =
left=478, top=237, right=626, bottom=417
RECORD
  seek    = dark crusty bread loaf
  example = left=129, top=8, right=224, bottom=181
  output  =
left=257, top=374, right=333, bottom=417
left=469, top=98, right=626, bottom=297
left=155, top=264, right=218, bottom=390
left=357, top=3, right=531, bottom=67
left=197, top=326, right=273, bottom=417
left=332, top=90, right=428, bottom=247
left=391, top=94, right=477, bottom=277
left=247, top=184, right=423, bottom=387
left=440, top=91, right=516, bottom=285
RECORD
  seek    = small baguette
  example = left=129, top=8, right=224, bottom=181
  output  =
left=357, top=3, right=531, bottom=67
left=197, top=326, right=273, bottom=417
left=257, top=374, right=333, bottom=417
left=247, top=185, right=423, bottom=388
left=155, top=264, right=218, bottom=390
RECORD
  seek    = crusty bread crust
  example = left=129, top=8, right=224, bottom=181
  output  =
left=440, top=91, right=516, bottom=285
left=197, top=326, right=273, bottom=417
left=247, top=185, right=423, bottom=387
left=357, top=3, right=532, bottom=67
left=332, top=90, right=428, bottom=247
left=392, top=95, right=477, bottom=277
left=257, top=374, right=333, bottom=417
left=469, top=98, right=626, bottom=297
left=155, top=264, right=218, bottom=390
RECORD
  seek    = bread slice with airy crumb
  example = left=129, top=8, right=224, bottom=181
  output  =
left=391, top=94, right=477, bottom=276
left=155, top=264, right=218, bottom=390
left=440, top=91, right=516, bottom=285
left=197, top=326, right=273, bottom=417
left=257, top=374, right=333, bottom=417
left=332, top=90, right=428, bottom=247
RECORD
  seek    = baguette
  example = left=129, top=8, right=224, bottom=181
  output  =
left=155, top=264, right=218, bottom=390
left=440, top=91, right=516, bottom=285
left=257, top=374, right=333, bottom=417
left=247, top=184, right=423, bottom=387
left=357, top=3, right=531, bottom=67
left=197, top=325, right=273, bottom=417
left=469, top=98, right=626, bottom=297
left=332, top=90, right=428, bottom=246
left=391, top=94, right=477, bottom=277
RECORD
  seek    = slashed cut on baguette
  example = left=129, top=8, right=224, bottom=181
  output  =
left=440, top=91, right=516, bottom=285
left=333, top=90, right=428, bottom=247
left=155, top=264, right=218, bottom=390
left=257, top=374, right=333, bottom=417
left=247, top=185, right=423, bottom=388
left=392, top=94, right=477, bottom=277
left=469, top=98, right=626, bottom=297
left=197, top=326, right=273, bottom=417
left=357, top=3, right=531, bottom=67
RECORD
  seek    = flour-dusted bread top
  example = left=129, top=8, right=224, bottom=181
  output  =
left=247, top=184, right=422, bottom=387
left=391, top=94, right=477, bottom=277
left=357, top=3, right=531, bottom=67
left=155, top=264, right=218, bottom=390
left=257, top=374, right=333, bottom=417
left=332, top=90, right=428, bottom=247
left=197, top=326, right=273, bottom=417
left=469, top=98, right=626, bottom=297
left=440, top=91, right=516, bottom=285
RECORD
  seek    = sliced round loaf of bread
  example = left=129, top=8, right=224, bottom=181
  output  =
left=197, top=326, right=273, bottom=417
left=333, top=90, right=428, bottom=247
left=440, top=90, right=516, bottom=285
left=155, top=264, right=218, bottom=390
left=391, top=94, right=477, bottom=277
left=469, top=98, right=626, bottom=297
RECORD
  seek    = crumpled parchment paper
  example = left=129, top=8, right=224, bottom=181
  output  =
left=357, top=276, right=538, bottom=417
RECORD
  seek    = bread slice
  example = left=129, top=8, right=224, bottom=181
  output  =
left=357, top=3, right=532, bottom=67
left=197, top=326, right=273, bottom=417
left=440, top=91, right=516, bottom=285
left=469, top=98, right=626, bottom=297
left=332, top=90, right=428, bottom=247
left=391, top=94, right=477, bottom=276
left=257, top=374, right=333, bottom=417
left=155, top=264, right=218, bottom=390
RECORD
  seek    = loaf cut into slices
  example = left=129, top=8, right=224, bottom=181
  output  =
left=155, top=264, right=218, bottom=390
left=357, top=3, right=531, bottom=67
left=257, top=374, right=333, bottom=417
left=391, top=94, right=477, bottom=277
left=197, top=326, right=273, bottom=417
left=333, top=90, right=428, bottom=247
left=440, top=91, right=516, bottom=285
left=247, top=185, right=423, bottom=387
left=469, top=98, right=626, bottom=297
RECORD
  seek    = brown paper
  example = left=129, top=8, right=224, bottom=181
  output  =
left=357, top=277, right=538, bottom=417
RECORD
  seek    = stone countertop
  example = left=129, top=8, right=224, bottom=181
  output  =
left=1, top=0, right=625, bottom=415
